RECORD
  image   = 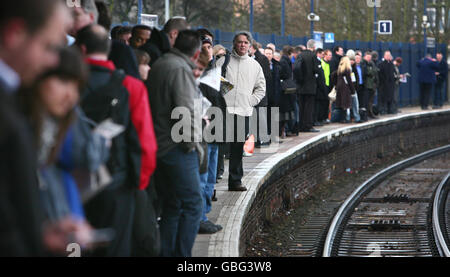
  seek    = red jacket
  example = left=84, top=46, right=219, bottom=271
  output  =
left=86, top=58, right=157, bottom=190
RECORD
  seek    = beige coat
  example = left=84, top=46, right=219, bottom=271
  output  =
left=215, top=50, right=266, bottom=117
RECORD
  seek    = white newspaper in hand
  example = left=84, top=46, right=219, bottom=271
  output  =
left=93, top=118, right=125, bottom=140
left=219, top=77, right=234, bottom=96
left=400, top=73, right=410, bottom=83
left=199, top=66, right=221, bottom=91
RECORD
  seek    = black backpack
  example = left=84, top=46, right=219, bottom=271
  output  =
left=80, top=66, right=131, bottom=188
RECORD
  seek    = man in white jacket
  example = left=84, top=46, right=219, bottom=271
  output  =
left=215, top=31, right=266, bottom=191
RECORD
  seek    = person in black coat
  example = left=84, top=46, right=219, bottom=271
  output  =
left=417, top=54, right=440, bottom=110
left=433, top=52, right=448, bottom=108
left=0, top=89, right=46, bottom=256
left=109, top=40, right=141, bottom=79
left=139, top=27, right=171, bottom=68
left=279, top=46, right=297, bottom=137
left=250, top=41, right=272, bottom=145
left=264, top=47, right=282, bottom=139
left=139, top=18, right=189, bottom=67
left=295, top=39, right=320, bottom=132
left=330, top=46, right=344, bottom=75
left=378, top=51, right=396, bottom=114
left=314, top=49, right=329, bottom=125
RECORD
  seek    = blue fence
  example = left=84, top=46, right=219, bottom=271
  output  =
left=213, top=29, right=448, bottom=107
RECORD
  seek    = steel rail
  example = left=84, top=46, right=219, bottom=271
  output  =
left=323, top=144, right=450, bottom=257
left=432, top=171, right=450, bottom=257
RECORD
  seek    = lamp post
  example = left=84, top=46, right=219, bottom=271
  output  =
left=307, top=0, right=319, bottom=39
left=281, top=0, right=285, bottom=36
left=250, top=0, right=254, bottom=33
left=165, top=0, right=170, bottom=23
left=138, top=0, right=142, bottom=24
left=422, top=0, right=430, bottom=55
left=374, top=4, right=377, bottom=42
left=310, top=0, right=314, bottom=39
left=367, top=1, right=381, bottom=42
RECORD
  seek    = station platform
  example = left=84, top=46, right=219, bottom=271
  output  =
left=192, top=105, right=450, bottom=257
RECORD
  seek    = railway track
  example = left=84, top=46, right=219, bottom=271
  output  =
left=321, top=145, right=450, bottom=257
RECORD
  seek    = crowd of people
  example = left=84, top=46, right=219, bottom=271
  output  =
left=0, top=0, right=448, bottom=257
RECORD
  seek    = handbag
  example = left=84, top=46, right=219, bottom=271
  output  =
left=328, top=86, right=337, bottom=102
left=281, top=78, right=297, bottom=94
left=243, top=134, right=255, bottom=156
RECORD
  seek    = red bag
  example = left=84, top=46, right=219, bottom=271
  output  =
left=243, top=134, right=255, bottom=155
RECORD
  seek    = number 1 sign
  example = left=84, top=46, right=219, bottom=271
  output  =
left=378, top=20, right=392, bottom=35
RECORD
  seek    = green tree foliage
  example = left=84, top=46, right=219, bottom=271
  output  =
left=103, top=0, right=449, bottom=44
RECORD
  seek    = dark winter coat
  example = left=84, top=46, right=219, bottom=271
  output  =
left=296, top=50, right=319, bottom=95
left=267, top=59, right=282, bottom=107
left=109, top=40, right=140, bottom=80
left=350, top=63, right=360, bottom=93
left=140, top=28, right=171, bottom=67
left=279, top=55, right=296, bottom=115
left=361, top=59, right=379, bottom=90
left=0, top=90, right=46, bottom=256
left=436, top=59, right=448, bottom=84
left=378, top=60, right=396, bottom=102
left=330, top=53, right=343, bottom=75
left=416, top=58, right=440, bottom=84
left=253, top=51, right=272, bottom=107
left=315, top=58, right=329, bottom=100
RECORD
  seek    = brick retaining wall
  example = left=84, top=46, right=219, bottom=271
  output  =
left=240, top=111, right=450, bottom=255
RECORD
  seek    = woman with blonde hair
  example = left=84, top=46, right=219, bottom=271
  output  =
left=330, top=56, right=356, bottom=123
left=213, top=44, right=227, bottom=60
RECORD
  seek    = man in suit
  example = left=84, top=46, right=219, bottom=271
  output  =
left=0, top=0, right=78, bottom=256
left=433, top=52, right=448, bottom=109
left=295, top=39, right=320, bottom=133
left=417, top=54, right=440, bottom=110
left=377, top=51, right=396, bottom=114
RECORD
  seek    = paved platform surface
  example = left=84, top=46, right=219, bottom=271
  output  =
left=192, top=105, right=450, bottom=257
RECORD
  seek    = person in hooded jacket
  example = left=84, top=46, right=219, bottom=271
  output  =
left=109, top=40, right=141, bottom=79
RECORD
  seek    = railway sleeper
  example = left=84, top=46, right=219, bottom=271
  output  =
left=346, top=221, right=427, bottom=231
